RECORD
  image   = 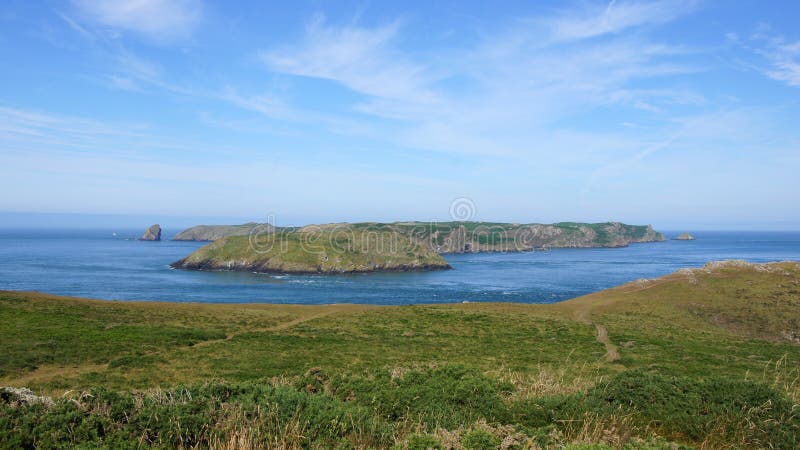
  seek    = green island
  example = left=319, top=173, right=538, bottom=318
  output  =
left=2, top=261, right=799, bottom=449
left=171, top=229, right=452, bottom=274
left=172, top=221, right=665, bottom=253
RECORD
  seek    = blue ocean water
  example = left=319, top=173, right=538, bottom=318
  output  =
left=0, top=229, right=798, bottom=305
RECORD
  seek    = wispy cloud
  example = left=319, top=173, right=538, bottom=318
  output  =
left=731, top=24, right=800, bottom=87
left=257, top=4, right=701, bottom=161
left=763, top=41, right=800, bottom=87
left=0, top=106, right=460, bottom=218
left=0, top=105, right=175, bottom=158
left=546, top=0, right=696, bottom=42
left=261, top=15, right=439, bottom=104
left=56, top=11, right=94, bottom=39
left=72, top=0, right=202, bottom=41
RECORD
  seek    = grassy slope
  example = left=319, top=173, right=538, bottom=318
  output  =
left=2, top=261, right=799, bottom=448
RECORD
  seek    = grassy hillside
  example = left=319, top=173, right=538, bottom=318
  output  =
left=172, top=229, right=451, bottom=274
left=2, top=261, right=799, bottom=448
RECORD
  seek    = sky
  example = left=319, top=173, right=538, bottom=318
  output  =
left=0, top=0, right=799, bottom=230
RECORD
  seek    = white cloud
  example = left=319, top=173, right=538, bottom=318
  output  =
left=72, top=0, right=202, bottom=40
left=764, top=42, right=800, bottom=86
left=736, top=26, right=800, bottom=87
left=546, top=0, right=696, bottom=42
left=260, top=15, right=440, bottom=104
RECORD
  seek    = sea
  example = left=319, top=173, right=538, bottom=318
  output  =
left=1, top=229, right=799, bottom=305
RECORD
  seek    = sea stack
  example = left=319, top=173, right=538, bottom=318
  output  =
left=140, top=224, right=162, bottom=241
left=674, top=232, right=695, bottom=241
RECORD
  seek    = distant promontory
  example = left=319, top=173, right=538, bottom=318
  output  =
left=173, top=223, right=269, bottom=241
left=173, top=221, right=665, bottom=253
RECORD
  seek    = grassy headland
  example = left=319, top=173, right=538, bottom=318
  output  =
left=172, top=229, right=451, bottom=274
left=2, top=261, right=799, bottom=448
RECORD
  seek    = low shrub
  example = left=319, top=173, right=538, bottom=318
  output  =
left=406, top=433, right=444, bottom=449
left=461, top=429, right=501, bottom=449
left=2, top=368, right=797, bottom=449
left=0, top=383, right=392, bottom=449
left=326, top=365, right=514, bottom=430
left=590, top=370, right=799, bottom=448
left=513, top=369, right=799, bottom=449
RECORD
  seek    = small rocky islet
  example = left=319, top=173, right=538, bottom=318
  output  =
left=139, top=224, right=161, bottom=241
left=674, top=232, right=696, bottom=241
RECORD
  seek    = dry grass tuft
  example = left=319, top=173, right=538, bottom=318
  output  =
left=555, top=412, right=645, bottom=448
left=489, top=361, right=606, bottom=400
left=747, top=354, right=800, bottom=403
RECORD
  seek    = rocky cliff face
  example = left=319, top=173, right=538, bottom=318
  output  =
left=139, top=224, right=161, bottom=241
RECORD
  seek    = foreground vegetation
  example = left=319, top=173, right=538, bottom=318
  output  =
left=2, top=261, right=799, bottom=448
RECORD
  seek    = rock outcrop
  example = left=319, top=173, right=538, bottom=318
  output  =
left=140, top=224, right=161, bottom=241
left=0, top=387, right=53, bottom=407
left=674, top=233, right=695, bottom=241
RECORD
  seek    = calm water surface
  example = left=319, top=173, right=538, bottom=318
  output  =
left=1, top=229, right=798, bottom=304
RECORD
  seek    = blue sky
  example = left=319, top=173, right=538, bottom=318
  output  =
left=1, top=0, right=799, bottom=229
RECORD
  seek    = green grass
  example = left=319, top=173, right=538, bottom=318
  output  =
left=2, top=261, right=799, bottom=448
